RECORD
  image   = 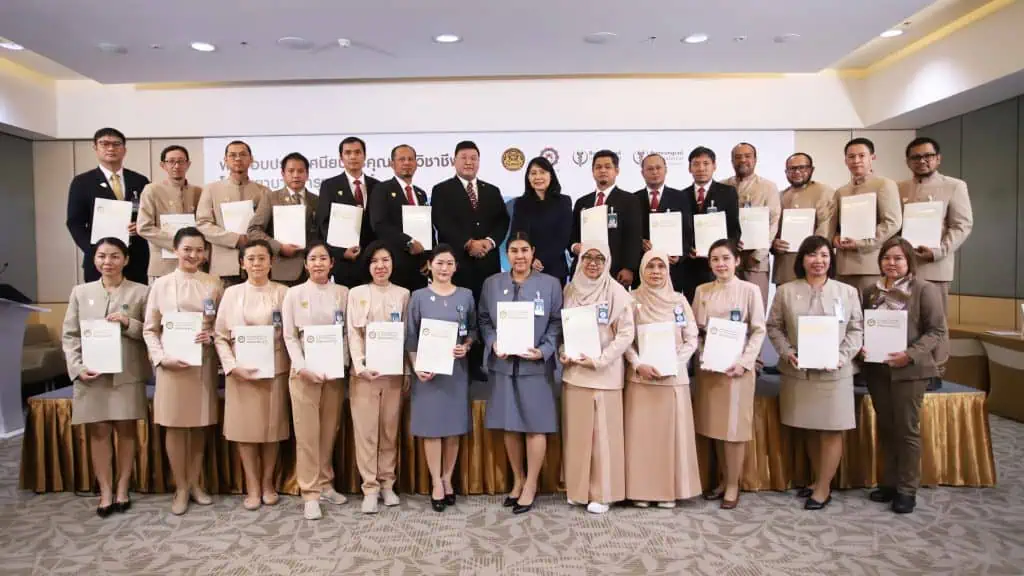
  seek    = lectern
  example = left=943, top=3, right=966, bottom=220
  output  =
left=0, top=298, right=50, bottom=437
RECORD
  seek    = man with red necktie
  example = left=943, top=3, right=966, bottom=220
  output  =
left=633, top=153, right=691, bottom=292
left=680, top=146, right=741, bottom=303
left=369, top=144, right=431, bottom=291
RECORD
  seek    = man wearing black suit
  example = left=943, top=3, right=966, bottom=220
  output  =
left=66, top=127, right=151, bottom=284
left=569, top=150, right=642, bottom=287
left=315, top=136, right=382, bottom=287
left=369, top=144, right=430, bottom=291
left=680, top=146, right=741, bottom=303
left=634, top=153, right=691, bottom=292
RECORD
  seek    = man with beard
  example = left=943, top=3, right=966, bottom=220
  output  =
left=771, top=153, right=835, bottom=286
left=634, top=153, right=689, bottom=291
left=724, top=143, right=780, bottom=307
left=369, top=144, right=430, bottom=291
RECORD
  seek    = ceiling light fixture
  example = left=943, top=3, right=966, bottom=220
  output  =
left=190, top=42, right=216, bottom=52
left=433, top=34, right=461, bottom=44
left=97, top=42, right=128, bottom=54
left=0, top=38, right=24, bottom=51
left=583, top=32, right=617, bottom=45
left=773, top=33, right=800, bottom=43
left=682, top=33, right=709, bottom=44
left=337, top=38, right=352, bottom=48
left=880, top=29, right=904, bottom=38
left=277, top=36, right=314, bottom=51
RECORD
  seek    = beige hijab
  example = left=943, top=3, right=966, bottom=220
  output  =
left=566, top=243, right=629, bottom=317
left=634, top=249, right=688, bottom=324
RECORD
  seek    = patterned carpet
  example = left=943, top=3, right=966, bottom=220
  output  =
left=1, top=416, right=1022, bottom=576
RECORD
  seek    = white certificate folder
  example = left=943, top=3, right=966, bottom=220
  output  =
left=700, top=317, right=747, bottom=373
left=797, top=316, right=840, bottom=370
left=561, top=306, right=601, bottom=360
left=365, top=321, right=405, bottom=375
left=273, top=204, right=307, bottom=248
left=840, top=193, right=877, bottom=241
left=232, top=325, right=275, bottom=379
left=161, top=312, right=203, bottom=366
left=863, top=310, right=908, bottom=363
left=693, top=212, right=728, bottom=258
left=414, top=319, right=458, bottom=376
left=81, top=319, right=123, bottom=374
left=638, top=322, right=677, bottom=376
left=91, top=198, right=133, bottom=244
left=649, top=212, right=683, bottom=256
left=496, top=301, right=534, bottom=356
left=402, top=206, right=433, bottom=250
left=303, top=324, right=346, bottom=378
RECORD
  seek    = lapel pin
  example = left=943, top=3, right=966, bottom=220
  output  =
left=100, top=182, right=108, bottom=188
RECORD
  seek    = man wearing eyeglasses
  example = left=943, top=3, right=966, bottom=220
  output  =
left=66, top=127, right=151, bottom=284
left=898, top=137, right=973, bottom=381
left=771, top=153, right=835, bottom=285
left=137, top=145, right=204, bottom=281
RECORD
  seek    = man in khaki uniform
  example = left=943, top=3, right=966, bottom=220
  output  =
left=196, top=140, right=271, bottom=283
left=832, top=137, right=902, bottom=298
left=772, top=153, right=835, bottom=285
left=248, top=152, right=321, bottom=286
left=725, top=142, right=781, bottom=306
left=898, top=136, right=973, bottom=377
left=137, top=145, right=203, bottom=282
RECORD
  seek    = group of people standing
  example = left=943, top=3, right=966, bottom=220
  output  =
left=61, top=127, right=971, bottom=520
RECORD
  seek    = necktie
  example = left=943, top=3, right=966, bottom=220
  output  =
left=405, top=185, right=416, bottom=206
left=696, top=186, right=706, bottom=210
left=353, top=179, right=364, bottom=207
left=649, top=189, right=660, bottom=212
left=467, top=181, right=478, bottom=210
left=110, top=173, right=124, bottom=201
left=595, top=191, right=605, bottom=207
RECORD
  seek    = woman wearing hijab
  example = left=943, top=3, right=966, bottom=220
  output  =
left=693, top=238, right=766, bottom=509
left=62, top=237, right=150, bottom=517
left=560, top=242, right=635, bottom=514
left=282, top=242, right=350, bottom=520
left=509, top=157, right=573, bottom=284
left=214, top=239, right=291, bottom=511
left=144, top=227, right=223, bottom=516
left=347, top=240, right=410, bottom=514
left=624, top=250, right=701, bottom=508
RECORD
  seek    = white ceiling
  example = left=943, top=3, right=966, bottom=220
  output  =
left=0, top=0, right=933, bottom=84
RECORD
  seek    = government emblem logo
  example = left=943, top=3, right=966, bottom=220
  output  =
left=501, top=148, right=525, bottom=171
left=540, top=147, right=559, bottom=166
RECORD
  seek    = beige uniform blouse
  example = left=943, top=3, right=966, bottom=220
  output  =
left=897, top=172, right=973, bottom=283
left=282, top=280, right=350, bottom=374
left=62, top=279, right=152, bottom=385
left=195, top=178, right=271, bottom=277
left=724, top=174, right=781, bottom=273
left=624, top=297, right=699, bottom=386
left=833, top=175, right=902, bottom=276
left=693, top=277, right=766, bottom=371
left=560, top=282, right=636, bottom=391
left=136, top=179, right=203, bottom=278
left=773, top=181, right=835, bottom=285
left=214, top=281, right=290, bottom=376
left=346, top=283, right=411, bottom=376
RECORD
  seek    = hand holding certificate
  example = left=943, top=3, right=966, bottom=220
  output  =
left=840, top=193, right=877, bottom=241
left=700, top=317, right=747, bottom=373
left=693, top=212, right=728, bottom=257
left=232, top=325, right=275, bottom=379
left=273, top=205, right=307, bottom=248
left=161, top=312, right=203, bottom=366
left=414, top=319, right=459, bottom=376
left=496, top=302, right=534, bottom=356
left=581, top=205, right=608, bottom=246
left=780, top=208, right=815, bottom=252
left=160, top=214, right=196, bottom=258
left=901, top=201, right=944, bottom=249
left=81, top=319, right=123, bottom=374
left=402, top=206, right=433, bottom=250
left=221, top=200, right=255, bottom=235
left=797, top=316, right=840, bottom=370
left=365, top=321, right=405, bottom=375
left=739, top=207, right=771, bottom=251
left=303, top=324, right=346, bottom=379
left=91, top=198, right=133, bottom=244
left=649, top=212, right=683, bottom=256
left=863, top=310, right=907, bottom=363
left=638, top=322, right=677, bottom=376
left=327, top=203, right=362, bottom=248
left=561, top=306, right=601, bottom=360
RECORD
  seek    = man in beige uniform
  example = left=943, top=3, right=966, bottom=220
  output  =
left=725, top=142, right=781, bottom=306
left=833, top=137, right=902, bottom=298
left=772, top=152, right=835, bottom=285
left=196, top=140, right=271, bottom=285
left=137, top=145, right=203, bottom=282
left=898, top=136, right=973, bottom=379
left=248, top=152, right=320, bottom=286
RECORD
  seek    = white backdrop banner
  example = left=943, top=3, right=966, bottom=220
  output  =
left=203, top=131, right=795, bottom=201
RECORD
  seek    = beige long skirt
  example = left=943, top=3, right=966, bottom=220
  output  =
left=223, top=372, right=291, bottom=443
left=153, top=348, right=220, bottom=428
left=562, top=384, right=625, bottom=505
left=780, top=375, right=856, bottom=431
left=624, top=383, right=703, bottom=501
left=694, top=370, right=755, bottom=442
left=71, top=377, right=148, bottom=425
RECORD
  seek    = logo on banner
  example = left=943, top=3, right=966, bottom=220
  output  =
left=633, top=149, right=689, bottom=166
left=501, top=148, right=525, bottom=171
left=540, top=147, right=560, bottom=166
left=572, top=150, right=591, bottom=167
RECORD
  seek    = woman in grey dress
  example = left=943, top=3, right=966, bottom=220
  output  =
left=406, top=244, right=476, bottom=512
left=478, top=231, right=563, bottom=514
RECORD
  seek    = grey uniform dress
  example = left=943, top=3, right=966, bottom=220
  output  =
left=406, top=286, right=476, bottom=438
left=478, top=271, right=563, bottom=434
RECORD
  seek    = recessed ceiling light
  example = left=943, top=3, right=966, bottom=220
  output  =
left=682, top=33, right=709, bottom=44
left=337, top=38, right=352, bottom=48
left=733, top=35, right=747, bottom=43
left=0, top=38, right=24, bottom=51
left=97, top=42, right=128, bottom=54
left=880, top=29, right=904, bottom=38
left=190, top=42, right=216, bottom=52
left=433, top=34, right=461, bottom=44
left=278, top=36, right=314, bottom=51
left=583, top=32, right=617, bottom=45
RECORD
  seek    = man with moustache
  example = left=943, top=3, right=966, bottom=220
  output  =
left=634, top=153, right=690, bottom=292
left=66, top=127, right=151, bottom=284
left=771, top=153, right=835, bottom=286
left=247, top=152, right=321, bottom=286
left=196, top=140, right=272, bottom=285
left=680, top=146, right=741, bottom=303
left=316, top=137, right=381, bottom=287
left=724, top=143, right=781, bottom=307
left=137, top=145, right=204, bottom=282
left=832, top=138, right=902, bottom=298
left=569, top=150, right=642, bottom=287
left=369, top=144, right=430, bottom=291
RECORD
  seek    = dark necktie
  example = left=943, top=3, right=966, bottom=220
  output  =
left=467, top=181, right=478, bottom=210
left=405, top=185, right=415, bottom=205
left=697, top=186, right=706, bottom=211
left=650, top=189, right=660, bottom=211
left=353, top=179, right=364, bottom=207
left=595, top=191, right=605, bottom=207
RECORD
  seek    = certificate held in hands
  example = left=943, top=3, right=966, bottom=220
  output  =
left=303, top=324, right=346, bottom=378
left=649, top=212, right=683, bottom=256
left=561, top=306, right=601, bottom=360
left=160, top=214, right=196, bottom=258
left=327, top=203, right=362, bottom=248
left=402, top=206, right=433, bottom=250
left=232, top=325, right=275, bottom=379
left=739, top=207, right=771, bottom=251
left=273, top=205, right=307, bottom=248
left=863, top=310, right=907, bottom=363
left=161, top=312, right=203, bottom=366
left=221, top=200, right=255, bottom=235
left=797, top=316, right=840, bottom=370
left=365, top=321, right=405, bottom=375
left=581, top=205, right=608, bottom=246
left=693, top=212, right=728, bottom=257
left=81, top=319, right=123, bottom=374
left=91, top=198, right=133, bottom=244
left=414, top=319, right=458, bottom=376
left=840, top=193, right=877, bottom=240
left=638, top=322, right=677, bottom=376
left=780, top=208, right=815, bottom=252
left=700, top=317, right=747, bottom=373
left=901, top=201, right=943, bottom=249
left=496, top=301, right=534, bottom=356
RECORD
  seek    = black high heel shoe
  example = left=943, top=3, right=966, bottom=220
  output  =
left=431, top=498, right=447, bottom=512
left=96, top=504, right=115, bottom=518
left=503, top=496, right=518, bottom=508
left=795, top=488, right=813, bottom=499
left=512, top=499, right=534, bottom=514
left=114, top=499, right=132, bottom=513
left=444, top=493, right=456, bottom=506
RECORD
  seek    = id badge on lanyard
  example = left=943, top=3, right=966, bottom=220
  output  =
left=597, top=302, right=611, bottom=325
left=533, top=291, right=544, bottom=316
left=457, top=305, right=468, bottom=337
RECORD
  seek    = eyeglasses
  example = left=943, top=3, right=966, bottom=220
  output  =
left=162, top=159, right=189, bottom=166
left=786, top=165, right=812, bottom=172
left=908, top=153, right=938, bottom=162
left=581, top=254, right=606, bottom=264
left=96, top=140, right=124, bottom=149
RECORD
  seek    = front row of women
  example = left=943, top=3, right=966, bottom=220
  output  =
left=62, top=227, right=943, bottom=519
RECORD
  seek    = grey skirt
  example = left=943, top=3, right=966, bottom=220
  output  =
left=410, top=373, right=471, bottom=438
left=485, top=371, right=558, bottom=434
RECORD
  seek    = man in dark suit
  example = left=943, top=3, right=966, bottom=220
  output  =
left=66, top=127, right=151, bottom=284
left=634, top=153, right=691, bottom=292
left=432, top=140, right=510, bottom=380
left=369, top=144, right=430, bottom=291
left=315, top=136, right=382, bottom=287
left=569, top=150, right=642, bottom=287
left=680, top=146, right=741, bottom=303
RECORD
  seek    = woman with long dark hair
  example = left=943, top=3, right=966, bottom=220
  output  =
left=509, top=156, right=573, bottom=284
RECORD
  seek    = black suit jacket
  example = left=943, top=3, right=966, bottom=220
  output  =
left=431, top=177, right=509, bottom=298
left=569, top=187, right=642, bottom=279
left=368, top=177, right=430, bottom=291
left=66, top=167, right=151, bottom=284
left=679, top=181, right=741, bottom=301
left=315, top=172, right=381, bottom=286
left=634, top=186, right=691, bottom=292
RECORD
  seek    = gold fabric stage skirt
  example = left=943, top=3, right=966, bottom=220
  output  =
left=19, top=387, right=996, bottom=495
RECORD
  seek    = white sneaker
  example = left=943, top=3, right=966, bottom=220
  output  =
left=361, top=494, right=379, bottom=514
left=303, top=500, right=323, bottom=520
left=586, top=502, right=610, bottom=514
left=382, top=489, right=400, bottom=507
left=567, top=497, right=580, bottom=506
left=634, top=501, right=650, bottom=508
left=320, top=488, right=347, bottom=505
left=656, top=501, right=676, bottom=509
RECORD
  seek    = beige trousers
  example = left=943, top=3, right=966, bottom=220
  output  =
left=562, top=384, right=625, bottom=505
left=350, top=375, right=404, bottom=495
left=289, top=374, right=344, bottom=500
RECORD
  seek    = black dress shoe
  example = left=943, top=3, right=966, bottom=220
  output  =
left=114, top=499, right=132, bottom=513
left=512, top=501, right=533, bottom=514
left=796, top=487, right=813, bottom=498
left=96, top=504, right=115, bottom=518
left=804, top=495, right=832, bottom=510
left=870, top=487, right=896, bottom=503
left=503, top=496, right=519, bottom=508
left=444, top=493, right=456, bottom=506
left=431, top=498, right=447, bottom=512
left=892, top=493, right=916, bottom=514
